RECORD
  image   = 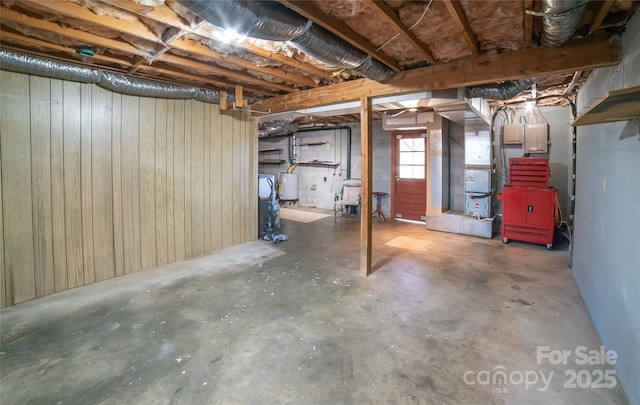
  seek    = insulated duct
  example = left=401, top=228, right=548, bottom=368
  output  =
left=466, top=0, right=586, bottom=100
left=540, top=0, right=589, bottom=47
left=0, top=50, right=227, bottom=104
left=466, top=78, right=535, bottom=100
left=176, top=0, right=395, bottom=81
left=258, top=120, right=299, bottom=137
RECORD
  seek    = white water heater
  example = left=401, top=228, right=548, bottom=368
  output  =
left=279, top=172, right=298, bottom=201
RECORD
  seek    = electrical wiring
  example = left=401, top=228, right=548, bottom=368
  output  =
left=554, top=191, right=572, bottom=249
left=376, top=0, right=433, bottom=52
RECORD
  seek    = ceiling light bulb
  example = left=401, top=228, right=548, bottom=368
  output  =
left=524, top=101, right=535, bottom=111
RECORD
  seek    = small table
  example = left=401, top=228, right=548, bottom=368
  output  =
left=372, top=191, right=389, bottom=221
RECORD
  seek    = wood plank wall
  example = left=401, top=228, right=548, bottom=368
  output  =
left=0, top=71, right=258, bottom=307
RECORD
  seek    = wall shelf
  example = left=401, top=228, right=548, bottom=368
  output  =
left=572, top=85, right=640, bottom=126
left=296, top=161, right=340, bottom=167
left=258, top=148, right=285, bottom=165
left=298, top=141, right=329, bottom=147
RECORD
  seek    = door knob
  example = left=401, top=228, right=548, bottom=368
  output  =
left=395, top=176, right=400, bottom=182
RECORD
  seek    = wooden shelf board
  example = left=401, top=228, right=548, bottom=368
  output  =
left=258, top=148, right=283, bottom=153
left=572, top=85, right=640, bottom=126
left=258, top=159, right=286, bottom=164
left=296, top=161, right=340, bottom=166
left=298, top=141, right=329, bottom=146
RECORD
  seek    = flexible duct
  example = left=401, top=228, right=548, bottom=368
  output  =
left=258, top=120, right=299, bottom=137
left=176, top=0, right=395, bottom=81
left=540, top=0, right=589, bottom=47
left=466, top=78, right=535, bottom=100
left=467, top=1, right=586, bottom=100
left=0, top=50, right=226, bottom=104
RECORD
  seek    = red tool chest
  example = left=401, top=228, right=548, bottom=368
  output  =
left=508, top=157, right=550, bottom=188
left=500, top=157, right=555, bottom=249
left=500, top=186, right=555, bottom=249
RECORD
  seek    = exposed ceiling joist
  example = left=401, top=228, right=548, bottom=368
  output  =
left=365, top=0, right=435, bottom=64
left=0, top=6, right=297, bottom=93
left=20, top=0, right=159, bottom=42
left=255, top=34, right=620, bottom=113
left=0, top=29, right=275, bottom=97
left=442, top=0, right=480, bottom=56
left=524, top=0, right=533, bottom=47
left=16, top=0, right=318, bottom=89
left=100, top=0, right=337, bottom=82
left=277, top=0, right=400, bottom=71
left=1, top=7, right=151, bottom=57
left=0, top=30, right=132, bottom=68
left=142, top=64, right=276, bottom=97
left=590, top=0, right=615, bottom=34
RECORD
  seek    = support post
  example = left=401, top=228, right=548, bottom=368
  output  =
left=360, top=96, right=373, bottom=276
left=220, top=91, right=228, bottom=111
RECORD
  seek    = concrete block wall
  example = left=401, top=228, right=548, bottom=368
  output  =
left=257, top=121, right=392, bottom=213
left=493, top=106, right=572, bottom=216
left=572, top=11, right=640, bottom=405
left=372, top=120, right=393, bottom=217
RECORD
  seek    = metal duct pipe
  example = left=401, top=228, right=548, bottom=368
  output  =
left=258, top=120, right=300, bottom=137
left=176, top=0, right=395, bottom=81
left=466, top=78, right=535, bottom=100
left=0, top=50, right=225, bottom=104
left=0, top=50, right=101, bottom=83
left=540, top=0, right=589, bottom=47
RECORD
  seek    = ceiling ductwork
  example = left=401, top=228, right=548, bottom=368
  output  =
left=466, top=1, right=587, bottom=101
left=176, top=0, right=395, bottom=81
left=466, top=78, right=536, bottom=100
left=0, top=50, right=228, bottom=104
left=258, top=120, right=299, bottom=137
left=540, top=0, right=589, bottom=47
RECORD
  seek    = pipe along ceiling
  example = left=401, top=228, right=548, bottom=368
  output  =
left=175, top=0, right=396, bottom=81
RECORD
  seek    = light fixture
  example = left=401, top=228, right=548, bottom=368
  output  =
left=213, top=28, right=246, bottom=44
left=524, top=101, right=536, bottom=111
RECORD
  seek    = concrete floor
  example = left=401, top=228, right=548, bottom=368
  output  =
left=0, top=213, right=630, bottom=404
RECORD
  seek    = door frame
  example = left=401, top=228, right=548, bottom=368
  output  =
left=391, top=130, right=428, bottom=221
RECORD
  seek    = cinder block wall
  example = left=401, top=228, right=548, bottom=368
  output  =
left=573, top=11, right=640, bottom=405
left=258, top=121, right=392, bottom=214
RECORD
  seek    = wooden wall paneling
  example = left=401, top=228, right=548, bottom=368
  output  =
left=203, top=104, right=212, bottom=252
left=0, top=147, right=4, bottom=307
left=173, top=100, right=186, bottom=261
left=155, top=99, right=168, bottom=266
left=30, top=76, right=55, bottom=297
left=112, top=93, right=125, bottom=277
left=191, top=101, right=205, bottom=257
left=50, top=79, right=68, bottom=292
left=184, top=101, right=192, bottom=258
left=139, top=97, right=157, bottom=269
left=166, top=100, right=176, bottom=263
left=91, top=86, right=115, bottom=282
left=231, top=111, right=242, bottom=245
left=63, top=81, right=83, bottom=288
left=247, top=112, right=258, bottom=242
left=121, top=95, right=142, bottom=274
left=0, top=71, right=35, bottom=304
left=220, top=111, right=233, bottom=248
left=210, top=105, right=223, bottom=250
left=239, top=111, right=248, bottom=243
left=80, top=83, right=95, bottom=284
